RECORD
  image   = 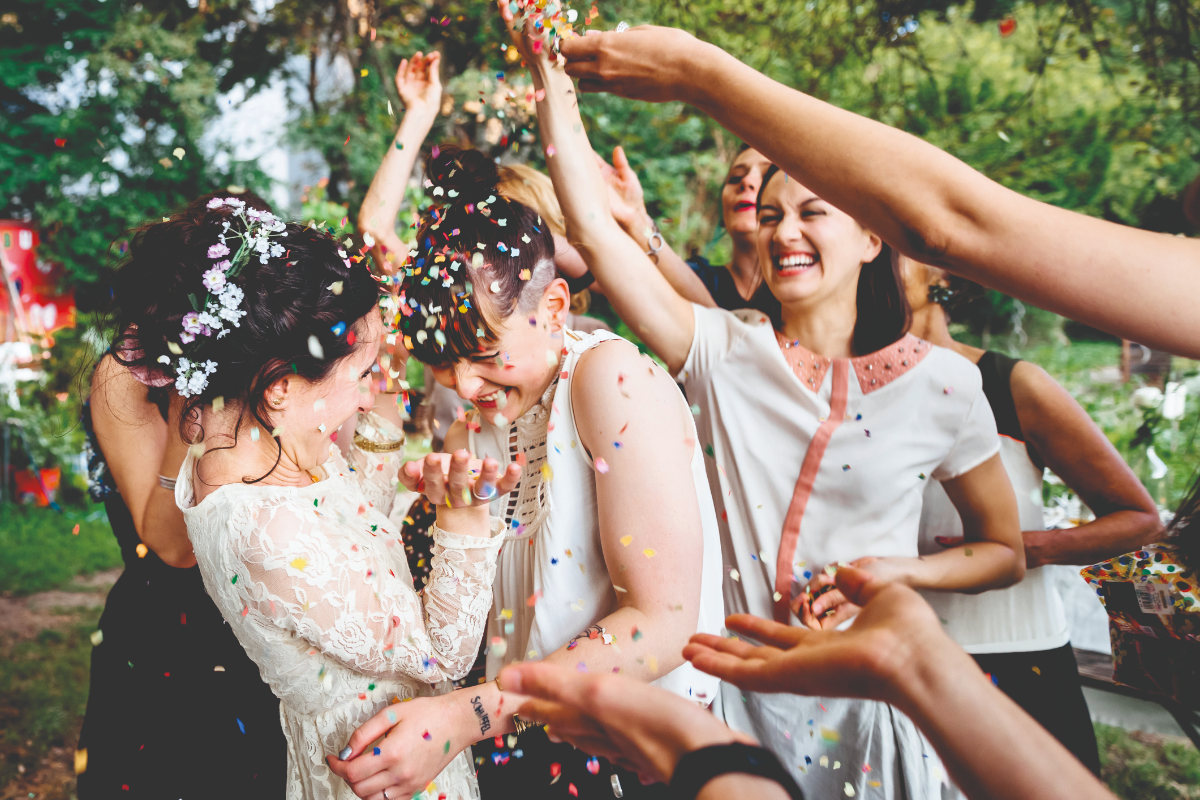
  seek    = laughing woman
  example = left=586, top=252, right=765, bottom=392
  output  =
left=327, top=144, right=726, bottom=800
left=504, top=9, right=1025, bottom=799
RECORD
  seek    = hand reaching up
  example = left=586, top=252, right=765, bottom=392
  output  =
left=395, top=51, right=442, bottom=114
left=595, top=146, right=647, bottom=233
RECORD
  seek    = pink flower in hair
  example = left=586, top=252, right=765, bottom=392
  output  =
left=207, top=242, right=230, bottom=259
left=212, top=259, right=232, bottom=272
left=202, top=267, right=227, bottom=292
left=207, top=197, right=225, bottom=209
left=180, top=331, right=196, bottom=344
left=182, top=312, right=203, bottom=334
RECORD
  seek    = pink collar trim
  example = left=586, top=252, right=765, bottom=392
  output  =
left=774, top=332, right=931, bottom=395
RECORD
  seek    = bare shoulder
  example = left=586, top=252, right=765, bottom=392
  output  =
left=90, top=354, right=160, bottom=429
left=571, top=339, right=683, bottom=431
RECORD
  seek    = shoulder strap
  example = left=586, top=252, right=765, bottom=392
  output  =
left=977, top=351, right=1045, bottom=472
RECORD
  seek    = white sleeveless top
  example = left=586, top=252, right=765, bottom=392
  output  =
left=918, top=435, right=1070, bottom=654
left=468, top=328, right=725, bottom=704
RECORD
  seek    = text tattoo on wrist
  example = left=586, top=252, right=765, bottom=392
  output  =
left=471, top=695, right=491, bottom=736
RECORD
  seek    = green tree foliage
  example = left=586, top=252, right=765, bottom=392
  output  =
left=0, top=0, right=280, bottom=289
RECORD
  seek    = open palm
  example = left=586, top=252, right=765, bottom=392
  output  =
left=395, top=51, right=442, bottom=112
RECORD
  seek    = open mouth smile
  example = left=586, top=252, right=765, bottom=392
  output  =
left=773, top=251, right=819, bottom=276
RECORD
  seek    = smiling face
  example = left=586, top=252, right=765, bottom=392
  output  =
left=277, top=310, right=383, bottom=463
left=755, top=172, right=882, bottom=311
left=428, top=278, right=570, bottom=425
left=721, top=148, right=772, bottom=238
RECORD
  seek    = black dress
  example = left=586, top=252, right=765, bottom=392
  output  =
left=76, top=390, right=286, bottom=799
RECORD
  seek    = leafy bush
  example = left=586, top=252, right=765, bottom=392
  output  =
left=1098, top=723, right=1200, bottom=799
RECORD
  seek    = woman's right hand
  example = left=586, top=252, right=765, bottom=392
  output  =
left=399, top=450, right=520, bottom=510
left=395, top=51, right=441, bottom=114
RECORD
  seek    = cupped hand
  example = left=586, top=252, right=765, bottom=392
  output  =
left=794, top=572, right=861, bottom=631
left=326, top=694, right=461, bottom=800
left=560, top=26, right=707, bottom=103
left=595, top=146, right=647, bottom=232
left=398, top=450, right=520, bottom=509
left=684, top=567, right=946, bottom=705
left=498, top=661, right=752, bottom=786
left=395, top=51, right=442, bottom=113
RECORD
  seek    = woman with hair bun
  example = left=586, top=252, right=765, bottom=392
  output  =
left=111, top=195, right=518, bottom=800
left=329, top=144, right=726, bottom=800
left=79, top=190, right=288, bottom=800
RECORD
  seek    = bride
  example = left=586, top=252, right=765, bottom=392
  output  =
left=112, top=197, right=517, bottom=800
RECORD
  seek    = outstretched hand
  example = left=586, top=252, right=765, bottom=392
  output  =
left=684, top=567, right=945, bottom=704
left=497, top=661, right=752, bottom=786
left=395, top=51, right=442, bottom=113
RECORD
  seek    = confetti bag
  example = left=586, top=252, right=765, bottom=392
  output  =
left=1082, top=542, right=1200, bottom=705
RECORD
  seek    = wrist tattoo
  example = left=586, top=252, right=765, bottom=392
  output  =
left=471, top=695, right=492, bottom=736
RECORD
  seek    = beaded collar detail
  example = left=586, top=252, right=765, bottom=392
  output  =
left=774, top=332, right=932, bottom=395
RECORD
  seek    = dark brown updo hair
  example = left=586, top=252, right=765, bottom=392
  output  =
left=399, top=145, right=555, bottom=367
left=108, top=200, right=382, bottom=481
left=751, top=165, right=910, bottom=356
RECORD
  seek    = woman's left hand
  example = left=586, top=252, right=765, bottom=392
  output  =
left=797, top=557, right=914, bottom=629
left=398, top=450, right=520, bottom=509
left=326, top=693, right=465, bottom=800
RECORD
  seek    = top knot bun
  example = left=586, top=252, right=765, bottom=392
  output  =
left=424, top=144, right=501, bottom=206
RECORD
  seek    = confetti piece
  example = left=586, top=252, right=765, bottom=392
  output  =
left=586, top=756, right=599, bottom=775
left=290, top=557, right=307, bottom=571
left=422, top=731, right=432, bottom=741
left=136, top=543, right=148, bottom=558
left=328, top=280, right=344, bottom=295
left=527, top=589, right=543, bottom=606
left=730, top=569, right=740, bottom=582
left=594, top=457, right=609, bottom=474
left=631, top=627, right=643, bottom=641
left=72, top=524, right=80, bottom=535
left=620, top=535, right=632, bottom=546
left=568, top=782, right=578, bottom=797
left=90, top=630, right=103, bottom=646
left=1032, top=665, right=1041, bottom=674
left=820, top=727, right=841, bottom=743
left=643, top=548, right=656, bottom=558
left=845, top=783, right=856, bottom=797
left=74, top=748, right=87, bottom=775
left=172, top=147, right=186, bottom=159
left=308, top=336, right=324, bottom=359
left=964, top=548, right=974, bottom=557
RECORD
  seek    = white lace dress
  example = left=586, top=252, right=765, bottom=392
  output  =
left=178, top=412, right=503, bottom=800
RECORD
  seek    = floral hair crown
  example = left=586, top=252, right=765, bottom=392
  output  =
left=156, top=197, right=288, bottom=397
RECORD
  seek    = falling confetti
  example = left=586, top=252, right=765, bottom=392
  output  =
left=643, top=548, right=656, bottom=559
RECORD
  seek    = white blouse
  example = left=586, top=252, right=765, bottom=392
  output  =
left=469, top=328, right=725, bottom=704
left=919, top=431, right=1069, bottom=653
left=179, top=412, right=503, bottom=800
left=679, top=306, right=999, bottom=799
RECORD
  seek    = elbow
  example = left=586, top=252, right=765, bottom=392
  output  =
left=1005, top=546, right=1027, bottom=586
left=1131, top=509, right=1167, bottom=548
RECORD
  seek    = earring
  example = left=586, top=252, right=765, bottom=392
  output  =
left=271, top=397, right=284, bottom=407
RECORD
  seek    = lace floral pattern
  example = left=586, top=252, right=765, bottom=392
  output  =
left=179, top=413, right=501, bottom=800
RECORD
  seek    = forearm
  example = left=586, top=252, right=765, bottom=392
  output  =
left=541, top=605, right=688, bottom=683
left=359, top=107, right=438, bottom=267
left=679, top=43, right=1200, bottom=358
left=890, top=636, right=1114, bottom=800
left=621, top=217, right=717, bottom=308
left=141, top=486, right=194, bottom=567
left=1024, top=510, right=1163, bottom=568
left=532, top=59, right=694, bottom=370
left=903, top=542, right=1023, bottom=592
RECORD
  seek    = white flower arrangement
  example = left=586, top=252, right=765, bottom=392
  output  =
left=171, top=197, right=288, bottom=397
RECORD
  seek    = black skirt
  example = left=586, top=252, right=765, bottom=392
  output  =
left=76, top=497, right=286, bottom=799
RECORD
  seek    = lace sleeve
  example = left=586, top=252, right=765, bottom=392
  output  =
left=346, top=411, right=405, bottom=517
left=236, top=499, right=503, bottom=683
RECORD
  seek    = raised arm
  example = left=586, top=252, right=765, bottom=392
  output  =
left=561, top=27, right=1200, bottom=359
left=90, top=355, right=195, bottom=567
left=596, top=146, right=717, bottom=308
left=1012, top=361, right=1162, bottom=566
left=358, top=52, right=441, bottom=273
left=508, top=12, right=696, bottom=372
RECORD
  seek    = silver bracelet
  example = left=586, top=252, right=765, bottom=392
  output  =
left=644, top=223, right=664, bottom=258
left=158, top=474, right=177, bottom=491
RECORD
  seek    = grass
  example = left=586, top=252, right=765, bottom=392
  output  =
left=0, top=609, right=101, bottom=797
left=0, top=503, right=121, bottom=597
left=1098, top=723, right=1200, bottom=799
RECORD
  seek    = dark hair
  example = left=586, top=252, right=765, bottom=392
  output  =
left=108, top=204, right=382, bottom=481
left=751, top=165, right=910, bottom=355
left=399, top=145, right=555, bottom=367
